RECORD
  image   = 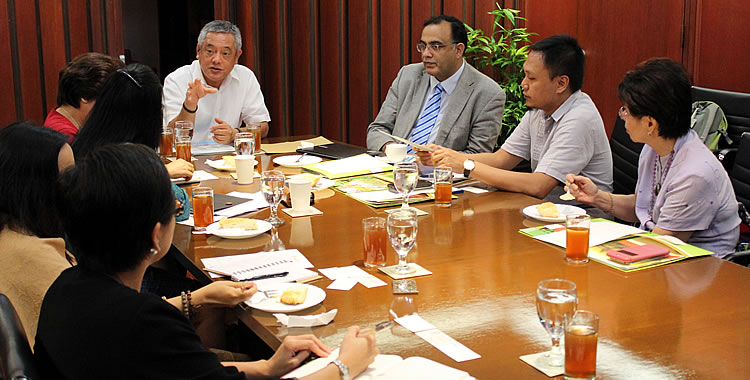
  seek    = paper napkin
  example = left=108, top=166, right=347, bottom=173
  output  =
left=273, top=309, right=337, bottom=327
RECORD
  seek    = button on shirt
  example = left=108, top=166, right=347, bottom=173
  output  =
left=501, top=91, right=613, bottom=193
left=162, top=61, right=271, bottom=143
left=417, top=61, right=465, bottom=144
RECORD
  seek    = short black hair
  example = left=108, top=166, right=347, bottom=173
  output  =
left=72, top=63, right=163, bottom=160
left=0, top=122, right=69, bottom=238
left=618, top=58, right=692, bottom=139
left=529, top=35, right=585, bottom=92
left=56, top=52, right=124, bottom=108
left=57, top=144, right=175, bottom=275
left=423, top=15, right=468, bottom=47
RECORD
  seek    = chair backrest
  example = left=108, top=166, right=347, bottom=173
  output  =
left=610, top=117, right=645, bottom=194
left=0, top=293, right=37, bottom=380
left=692, top=86, right=750, bottom=149
left=730, top=133, right=750, bottom=210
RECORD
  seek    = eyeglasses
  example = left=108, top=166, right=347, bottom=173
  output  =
left=416, top=42, right=457, bottom=53
left=618, top=106, right=630, bottom=120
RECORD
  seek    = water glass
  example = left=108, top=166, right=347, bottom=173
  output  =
left=234, top=132, right=255, bottom=155
left=393, top=162, right=418, bottom=209
left=536, top=279, right=578, bottom=367
left=387, top=208, right=418, bottom=274
left=261, top=170, right=285, bottom=226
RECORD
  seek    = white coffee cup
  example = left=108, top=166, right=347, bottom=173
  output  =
left=385, top=143, right=408, bottom=162
left=235, top=154, right=255, bottom=185
left=288, top=177, right=313, bottom=212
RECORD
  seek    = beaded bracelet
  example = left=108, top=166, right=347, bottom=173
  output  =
left=181, top=291, right=190, bottom=319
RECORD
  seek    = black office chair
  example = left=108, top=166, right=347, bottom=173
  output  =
left=725, top=133, right=750, bottom=266
left=610, top=117, right=645, bottom=195
left=0, top=293, right=38, bottom=380
left=692, top=86, right=750, bottom=170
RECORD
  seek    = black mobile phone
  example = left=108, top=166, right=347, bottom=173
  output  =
left=387, top=179, right=432, bottom=193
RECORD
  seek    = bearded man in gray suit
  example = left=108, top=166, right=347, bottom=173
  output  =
left=366, top=15, right=506, bottom=154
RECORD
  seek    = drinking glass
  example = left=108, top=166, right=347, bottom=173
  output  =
left=363, top=217, right=387, bottom=267
left=536, top=279, right=578, bottom=367
left=565, top=310, right=599, bottom=380
left=247, top=124, right=262, bottom=153
left=566, top=214, right=591, bottom=263
left=234, top=132, right=255, bottom=155
left=393, top=162, right=418, bottom=209
left=433, top=166, right=453, bottom=207
left=387, top=208, right=418, bottom=275
left=191, top=187, right=214, bottom=231
left=261, top=170, right=285, bottom=226
left=174, top=133, right=192, bottom=162
left=159, top=127, right=174, bottom=157
left=175, top=120, right=194, bottom=139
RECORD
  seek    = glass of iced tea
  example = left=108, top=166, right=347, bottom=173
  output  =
left=159, top=127, right=174, bottom=157
left=175, top=133, right=191, bottom=162
left=565, top=214, right=590, bottom=263
left=433, top=166, right=453, bottom=207
left=234, top=132, right=255, bottom=155
left=247, top=124, right=262, bottom=153
left=362, top=217, right=387, bottom=267
left=191, top=187, right=214, bottom=230
left=565, top=310, right=599, bottom=380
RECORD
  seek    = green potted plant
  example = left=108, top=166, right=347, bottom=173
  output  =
left=464, top=5, right=536, bottom=146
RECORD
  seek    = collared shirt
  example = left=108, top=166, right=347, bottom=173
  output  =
left=502, top=90, right=613, bottom=194
left=635, top=130, right=740, bottom=257
left=162, top=60, right=271, bottom=143
left=415, top=61, right=465, bottom=144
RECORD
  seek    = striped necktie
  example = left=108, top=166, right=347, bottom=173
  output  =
left=408, top=83, right=444, bottom=153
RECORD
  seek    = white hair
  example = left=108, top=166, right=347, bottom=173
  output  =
left=197, top=20, right=242, bottom=51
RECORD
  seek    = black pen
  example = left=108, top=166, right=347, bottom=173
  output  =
left=243, top=271, right=289, bottom=281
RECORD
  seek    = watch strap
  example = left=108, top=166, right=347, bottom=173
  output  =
left=330, top=359, right=350, bottom=380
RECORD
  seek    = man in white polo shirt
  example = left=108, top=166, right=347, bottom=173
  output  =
left=162, top=20, right=270, bottom=144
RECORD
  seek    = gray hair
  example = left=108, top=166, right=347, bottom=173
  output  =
left=197, top=20, right=242, bottom=51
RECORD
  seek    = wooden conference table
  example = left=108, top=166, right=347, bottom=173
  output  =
left=171, top=138, right=750, bottom=379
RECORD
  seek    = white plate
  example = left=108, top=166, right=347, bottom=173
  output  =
left=522, top=204, right=587, bottom=223
left=247, top=283, right=326, bottom=313
left=206, top=219, right=272, bottom=239
left=206, top=159, right=257, bottom=171
left=273, top=155, right=323, bottom=168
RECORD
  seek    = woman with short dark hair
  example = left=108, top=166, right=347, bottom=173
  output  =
left=43, top=52, right=124, bottom=142
left=36, top=144, right=377, bottom=379
left=0, top=122, right=74, bottom=348
left=566, top=58, right=740, bottom=257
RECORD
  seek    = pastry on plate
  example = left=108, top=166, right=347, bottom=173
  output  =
left=222, top=155, right=236, bottom=168
left=536, top=202, right=560, bottom=218
left=280, top=286, right=308, bottom=305
left=218, top=217, right=258, bottom=230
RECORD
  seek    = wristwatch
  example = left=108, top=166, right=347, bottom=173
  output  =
left=330, top=359, right=350, bottom=380
left=463, top=159, right=475, bottom=178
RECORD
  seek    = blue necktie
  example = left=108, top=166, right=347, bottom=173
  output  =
left=408, top=83, right=443, bottom=153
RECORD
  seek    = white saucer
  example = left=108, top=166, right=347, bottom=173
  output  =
left=273, top=155, right=323, bottom=168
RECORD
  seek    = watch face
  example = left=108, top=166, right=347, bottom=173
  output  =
left=464, top=160, right=474, bottom=170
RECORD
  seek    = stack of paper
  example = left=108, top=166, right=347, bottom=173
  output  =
left=201, top=249, right=318, bottom=283
left=302, top=154, right=393, bottom=179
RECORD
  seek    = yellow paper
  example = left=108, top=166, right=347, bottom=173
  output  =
left=262, top=136, right=334, bottom=154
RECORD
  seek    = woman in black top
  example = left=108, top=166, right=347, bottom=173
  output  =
left=36, top=144, right=377, bottom=379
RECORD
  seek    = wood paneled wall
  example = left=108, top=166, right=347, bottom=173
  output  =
left=0, top=0, right=122, bottom=127
left=4, top=1, right=749, bottom=141
left=215, top=0, right=520, bottom=145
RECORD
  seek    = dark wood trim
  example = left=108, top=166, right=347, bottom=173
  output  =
left=681, top=0, right=698, bottom=83
left=99, top=0, right=108, bottom=53
left=280, top=0, right=289, bottom=137
left=85, top=0, right=92, bottom=51
left=8, top=0, right=22, bottom=119
left=34, top=0, right=47, bottom=116
left=310, top=0, right=319, bottom=136
left=62, top=0, right=71, bottom=62
left=367, top=0, right=373, bottom=121
left=337, top=0, right=346, bottom=140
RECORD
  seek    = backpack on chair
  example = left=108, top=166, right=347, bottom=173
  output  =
left=691, top=100, right=731, bottom=150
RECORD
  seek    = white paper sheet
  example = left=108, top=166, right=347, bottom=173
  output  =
left=319, top=266, right=388, bottom=290
left=191, top=141, right=236, bottom=155
left=273, top=309, right=337, bottom=327
left=535, top=220, right=645, bottom=248
left=394, top=314, right=481, bottom=362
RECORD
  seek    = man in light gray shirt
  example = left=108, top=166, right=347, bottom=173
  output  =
left=421, top=35, right=613, bottom=199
